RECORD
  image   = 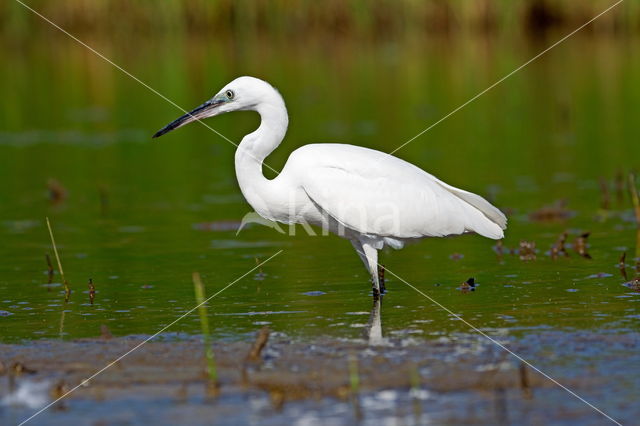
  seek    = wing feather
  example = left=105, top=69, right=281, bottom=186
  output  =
left=287, top=144, right=506, bottom=240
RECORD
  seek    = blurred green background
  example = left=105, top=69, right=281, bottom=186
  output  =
left=2, top=0, right=638, bottom=37
left=0, top=0, right=638, bottom=342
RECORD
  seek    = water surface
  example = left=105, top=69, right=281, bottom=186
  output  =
left=0, top=33, right=638, bottom=343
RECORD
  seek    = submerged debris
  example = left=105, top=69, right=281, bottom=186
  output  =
left=50, top=380, right=69, bottom=400
left=573, top=232, right=591, bottom=259
left=460, top=277, right=476, bottom=293
left=519, top=362, right=532, bottom=399
left=528, top=200, right=573, bottom=222
left=493, top=240, right=517, bottom=260
left=269, top=388, right=286, bottom=411
left=619, top=252, right=628, bottom=281
left=518, top=241, right=536, bottom=261
left=623, top=277, right=640, bottom=292
left=88, top=279, right=95, bottom=305
left=12, top=362, right=37, bottom=376
left=550, top=232, right=569, bottom=260
left=246, top=327, right=270, bottom=363
left=47, top=179, right=67, bottom=205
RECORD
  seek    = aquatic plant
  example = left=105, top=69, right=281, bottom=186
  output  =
left=45, top=217, right=70, bottom=300
left=192, top=272, right=218, bottom=389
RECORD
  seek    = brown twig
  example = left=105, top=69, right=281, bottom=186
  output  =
left=45, top=253, right=54, bottom=276
left=519, top=362, right=532, bottom=399
left=246, top=326, right=270, bottom=362
left=550, top=231, right=569, bottom=260
left=88, top=279, right=96, bottom=305
left=45, top=254, right=54, bottom=289
left=574, top=232, right=592, bottom=259
left=619, top=252, right=628, bottom=281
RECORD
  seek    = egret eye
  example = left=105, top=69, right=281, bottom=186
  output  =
left=225, top=90, right=234, bottom=100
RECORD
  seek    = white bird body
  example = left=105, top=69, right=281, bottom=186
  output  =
left=154, top=76, right=507, bottom=296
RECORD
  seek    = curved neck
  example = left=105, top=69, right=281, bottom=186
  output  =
left=234, top=100, right=288, bottom=219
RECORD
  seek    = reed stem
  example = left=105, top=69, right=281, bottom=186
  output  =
left=192, top=272, right=218, bottom=385
left=348, top=352, right=359, bottom=395
left=629, top=173, right=640, bottom=225
left=45, top=217, right=70, bottom=298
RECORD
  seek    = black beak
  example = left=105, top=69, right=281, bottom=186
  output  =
left=152, top=98, right=223, bottom=138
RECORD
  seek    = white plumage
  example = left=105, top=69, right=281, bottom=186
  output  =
left=154, top=76, right=507, bottom=296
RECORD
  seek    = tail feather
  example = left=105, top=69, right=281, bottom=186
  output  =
left=465, top=209, right=505, bottom=239
left=437, top=181, right=507, bottom=230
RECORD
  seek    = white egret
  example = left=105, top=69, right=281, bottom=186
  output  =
left=153, top=77, right=507, bottom=297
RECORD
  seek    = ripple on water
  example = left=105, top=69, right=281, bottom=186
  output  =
left=585, top=272, right=613, bottom=279
left=215, top=310, right=306, bottom=316
left=210, top=240, right=288, bottom=249
left=301, top=291, right=326, bottom=296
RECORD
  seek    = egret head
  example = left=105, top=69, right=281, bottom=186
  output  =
left=152, top=76, right=283, bottom=138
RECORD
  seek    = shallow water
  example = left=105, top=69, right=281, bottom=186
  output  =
left=0, top=31, right=639, bottom=424
left=1, top=329, right=639, bottom=425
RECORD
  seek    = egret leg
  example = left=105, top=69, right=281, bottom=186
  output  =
left=350, top=239, right=368, bottom=267
left=362, top=242, right=381, bottom=298
left=350, top=239, right=381, bottom=298
left=378, top=264, right=386, bottom=294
